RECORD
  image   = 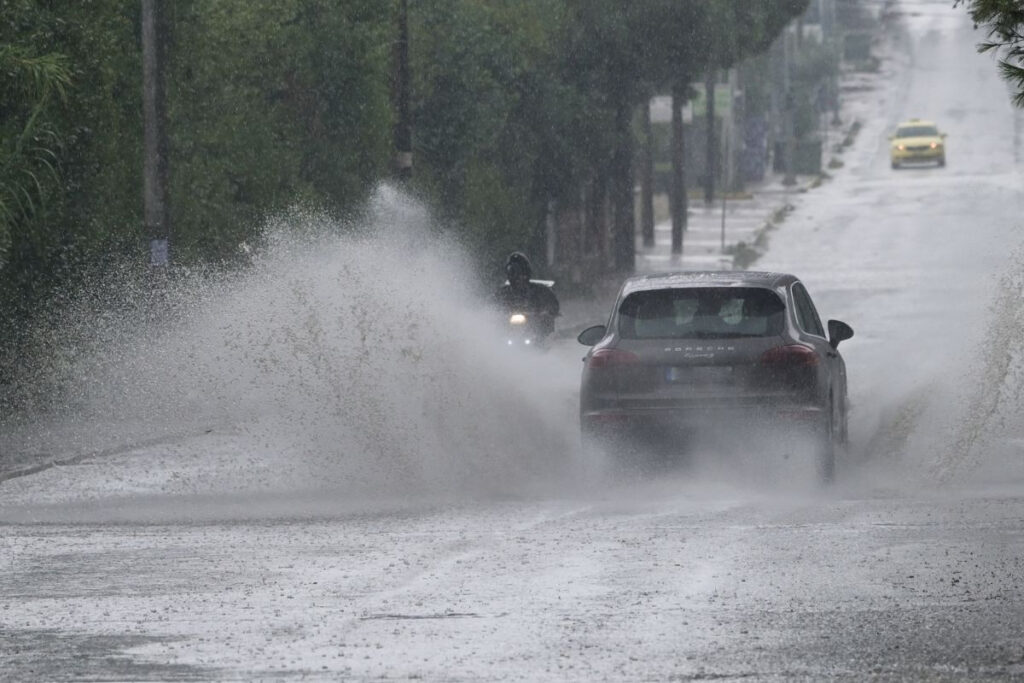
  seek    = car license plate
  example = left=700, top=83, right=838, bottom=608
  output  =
left=665, top=366, right=731, bottom=383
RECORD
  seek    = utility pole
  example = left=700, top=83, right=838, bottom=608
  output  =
left=825, top=0, right=842, bottom=126
left=142, top=0, right=170, bottom=269
left=704, top=69, right=716, bottom=205
left=392, top=0, right=412, bottom=182
left=721, top=74, right=731, bottom=253
left=783, top=25, right=797, bottom=187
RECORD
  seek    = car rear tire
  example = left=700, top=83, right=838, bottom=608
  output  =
left=816, top=411, right=836, bottom=485
left=891, top=160, right=900, bottom=170
left=938, top=156, right=946, bottom=167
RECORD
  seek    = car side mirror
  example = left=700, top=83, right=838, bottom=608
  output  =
left=577, top=325, right=607, bottom=346
left=941, top=132, right=948, bottom=138
left=827, top=319, right=854, bottom=349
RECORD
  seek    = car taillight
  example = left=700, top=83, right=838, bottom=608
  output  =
left=587, top=348, right=640, bottom=369
left=760, top=344, right=820, bottom=367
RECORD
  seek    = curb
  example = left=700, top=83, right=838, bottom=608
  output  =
left=0, top=428, right=216, bottom=486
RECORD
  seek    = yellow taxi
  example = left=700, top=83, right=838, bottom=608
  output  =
left=889, top=119, right=946, bottom=168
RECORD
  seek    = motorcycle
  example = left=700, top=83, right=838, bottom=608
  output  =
left=497, top=279, right=557, bottom=350
left=504, top=312, right=543, bottom=348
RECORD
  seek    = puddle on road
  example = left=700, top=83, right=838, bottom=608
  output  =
left=1, top=629, right=216, bottom=682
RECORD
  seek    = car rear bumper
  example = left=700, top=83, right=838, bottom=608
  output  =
left=582, top=402, right=826, bottom=432
left=891, top=148, right=943, bottom=162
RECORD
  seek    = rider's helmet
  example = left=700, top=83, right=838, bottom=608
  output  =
left=506, top=252, right=532, bottom=288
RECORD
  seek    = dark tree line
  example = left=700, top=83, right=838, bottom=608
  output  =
left=0, top=0, right=809, bottom=341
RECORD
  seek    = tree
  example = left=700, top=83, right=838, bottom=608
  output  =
left=1, top=0, right=397, bottom=349
left=167, top=1, right=392, bottom=261
left=410, top=0, right=577, bottom=270
left=636, top=1, right=702, bottom=255
left=642, top=0, right=809, bottom=252
left=561, top=0, right=661, bottom=272
left=0, top=0, right=141, bottom=307
left=698, top=1, right=810, bottom=199
left=0, top=46, right=70, bottom=271
left=956, top=0, right=1024, bottom=106
left=638, top=100, right=655, bottom=249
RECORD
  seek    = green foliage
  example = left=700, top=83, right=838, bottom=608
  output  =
left=643, top=0, right=810, bottom=89
left=410, top=0, right=570, bottom=262
left=0, top=0, right=143, bottom=289
left=0, top=1, right=393, bottom=318
left=168, top=1, right=392, bottom=261
left=562, top=0, right=653, bottom=95
left=0, top=45, right=70, bottom=270
left=956, top=0, right=1024, bottom=106
left=0, top=0, right=399, bottom=385
left=0, top=0, right=816, bottom=350
left=737, top=1, right=813, bottom=58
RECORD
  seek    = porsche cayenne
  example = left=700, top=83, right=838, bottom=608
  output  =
left=577, top=271, right=853, bottom=481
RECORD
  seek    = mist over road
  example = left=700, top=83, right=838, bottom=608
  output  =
left=3, top=1, right=1024, bottom=680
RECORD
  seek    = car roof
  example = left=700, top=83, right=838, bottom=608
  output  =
left=897, top=118, right=938, bottom=128
left=618, top=271, right=797, bottom=296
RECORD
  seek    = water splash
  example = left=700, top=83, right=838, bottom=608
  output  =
left=934, top=248, right=1024, bottom=481
left=1, top=185, right=583, bottom=499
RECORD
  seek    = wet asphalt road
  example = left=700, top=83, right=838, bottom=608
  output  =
left=3, top=484, right=1024, bottom=680
left=4, top=1, right=1024, bottom=680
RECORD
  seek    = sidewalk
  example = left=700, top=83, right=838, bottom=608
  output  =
left=636, top=175, right=816, bottom=275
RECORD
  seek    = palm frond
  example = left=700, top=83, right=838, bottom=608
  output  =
left=960, top=0, right=1024, bottom=107
left=0, top=46, right=71, bottom=103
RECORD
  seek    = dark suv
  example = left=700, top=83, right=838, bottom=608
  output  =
left=577, top=272, right=853, bottom=481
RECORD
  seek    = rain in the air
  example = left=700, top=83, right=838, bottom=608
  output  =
left=2, top=1, right=1024, bottom=679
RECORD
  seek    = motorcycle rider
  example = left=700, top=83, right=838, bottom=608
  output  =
left=494, top=251, right=560, bottom=339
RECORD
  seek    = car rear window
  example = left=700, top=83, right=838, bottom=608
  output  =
left=618, top=287, right=786, bottom=339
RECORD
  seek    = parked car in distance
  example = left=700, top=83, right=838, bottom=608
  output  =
left=889, top=118, right=946, bottom=168
left=577, top=271, right=853, bottom=482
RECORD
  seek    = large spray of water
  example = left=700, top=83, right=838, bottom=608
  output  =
left=1, top=186, right=585, bottom=500
left=932, top=249, right=1024, bottom=483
